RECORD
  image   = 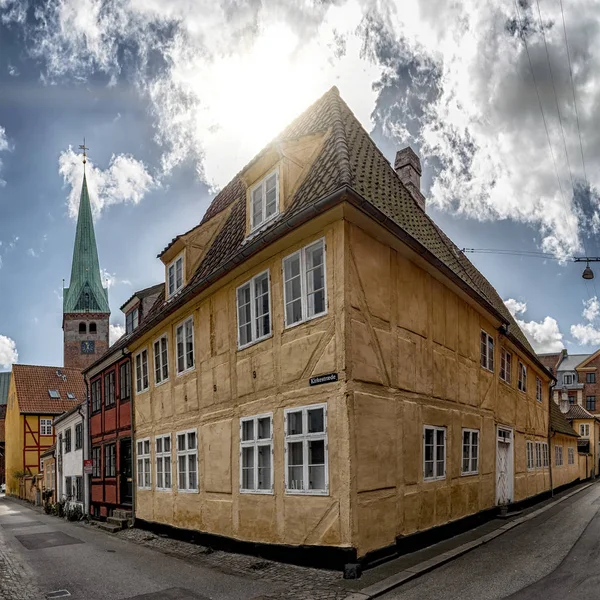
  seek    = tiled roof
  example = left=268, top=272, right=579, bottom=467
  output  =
left=11, top=365, right=85, bottom=415
left=119, top=283, right=164, bottom=312
left=557, top=354, right=591, bottom=372
left=41, top=443, right=56, bottom=458
left=0, top=371, right=10, bottom=405
left=565, top=404, right=598, bottom=421
left=0, top=405, right=6, bottom=443
left=550, top=400, right=579, bottom=437
left=89, top=86, right=549, bottom=375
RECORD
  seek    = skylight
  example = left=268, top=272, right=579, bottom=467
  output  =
left=67, top=393, right=76, bottom=400
left=48, top=390, right=60, bottom=399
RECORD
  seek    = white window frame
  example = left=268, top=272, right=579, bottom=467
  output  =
left=126, top=306, right=139, bottom=334
left=542, top=442, right=549, bottom=467
left=518, top=361, right=527, bottom=393
left=535, top=441, right=542, bottom=468
left=167, top=253, right=184, bottom=298
left=135, top=348, right=149, bottom=393
left=536, top=377, right=542, bottom=402
left=136, top=438, right=152, bottom=489
left=480, top=330, right=494, bottom=372
left=153, top=334, right=169, bottom=386
left=526, top=441, right=535, bottom=470
left=176, top=429, right=198, bottom=493
left=461, top=428, right=479, bottom=476
left=40, top=419, right=53, bottom=436
left=250, top=169, right=279, bottom=232
left=580, top=423, right=590, bottom=438
left=283, top=238, right=327, bottom=328
left=176, top=317, right=195, bottom=375
left=155, top=434, right=172, bottom=492
left=236, top=270, right=272, bottom=350
left=568, top=447, right=575, bottom=465
left=555, top=445, right=563, bottom=467
left=284, top=403, right=329, bottom=495
left=423, top=425, right=447, bottom=481
left=563, top=373, right=574, bottom=385
left=500, top=348, right=511, bottom=384
left=239, top=414, right=274, bottom=494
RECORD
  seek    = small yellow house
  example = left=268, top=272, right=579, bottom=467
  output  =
left=5, top=365, right=84, bottom=496
left=562, top=404, right=599, bottom=479
left=549, top=400, right=580, bottom=487
left=103, top=87, right=578, bottom=567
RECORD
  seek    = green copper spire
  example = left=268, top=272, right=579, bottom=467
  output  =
left=63, top=173, right=110, bottom=314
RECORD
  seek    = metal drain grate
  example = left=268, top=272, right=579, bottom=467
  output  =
left=46, top=591, right=71, bottom=598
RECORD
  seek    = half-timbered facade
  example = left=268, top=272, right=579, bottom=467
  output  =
left=5, top=365, right=85, bottom=496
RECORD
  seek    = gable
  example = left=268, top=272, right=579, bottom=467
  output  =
left=576, top=349, right=600, bottom=370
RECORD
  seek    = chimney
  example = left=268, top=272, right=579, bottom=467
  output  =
left=394, top=146, right=426, bottom=211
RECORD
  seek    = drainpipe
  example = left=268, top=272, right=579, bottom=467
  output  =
left=84, top=374, right=91, bottom=517
left=76, top=401, right=86, bottom=513
left=126, top=351, right=136, bottom=527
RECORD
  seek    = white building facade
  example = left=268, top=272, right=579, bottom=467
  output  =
left=55, top=402, right=88, bottom=516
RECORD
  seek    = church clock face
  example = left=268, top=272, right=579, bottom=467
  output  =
left=81, top=340, right=95, bottom=354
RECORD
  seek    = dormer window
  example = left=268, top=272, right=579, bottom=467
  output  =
left=168, top=254, right=184, bottom=297
left=251, top=170, right=279, bottom=231
left=564, top=373, right=574, bottom=385
left=126, top=307, right=139, bottom=334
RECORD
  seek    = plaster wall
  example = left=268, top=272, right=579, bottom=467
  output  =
left=550, top=434, right=579, bottom=487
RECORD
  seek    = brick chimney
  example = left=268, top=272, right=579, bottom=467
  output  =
left=394, top=146, right=426, bottom=211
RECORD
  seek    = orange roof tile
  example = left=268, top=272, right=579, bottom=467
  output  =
left=11, top=365, right=85, bottom=415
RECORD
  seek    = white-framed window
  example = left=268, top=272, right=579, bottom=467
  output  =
left=536, top=377, right=543, bottom=402
left=126, top=307, right=139, bottom=334
left=153, top=335, right=169, bottom=385
left=568, top=447, right=575, bottom=465
left=240, top=414, right=273, bottom=493
left=284, top=403, right=328, bottom=494
left=461, top=429, right=479, bottom=475
left=136, top=438, right=151, bottom=489
left=283, top=238, right=327, bottom=327
left=424, top=426, right=446, bottom=481
left=176, top=430, right=198, bottom=492
left=500, top=348, right=511, bottom=384
left=155, top=434, right=172, bottom=491
left=580, top=423, right=590, bottom=438
left=40, top=419, right=53, bottom=436
left=543, top=442, right=549, bottom=467
left=237, top=270, right=271, bottom=349
left=518, top=361, right=527, bottom=393
left=563, top=373, right=574, bottom=385
left=535, top=441, right=542, bottom=468
left=555, top=445, right=563, bottom=467
left=250, top=169, right=279, bottom=231
left=526, top=441, right=535, bottom=470
left=135, top=348, right=149, bottom=393
left=480, top=331, right=494, bottom=371
left=176, top=317, right=195, bottom=374
left=167, top=254, right=184, bottom=297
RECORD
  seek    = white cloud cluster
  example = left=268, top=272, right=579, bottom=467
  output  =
left=8, top=0, right=600, bottom=256
left=0, top=334, right=18, bottom=369
left=504, top=297, right=564, bottom=353
left=109, top=323, right=125, bottom=346
left=571, top=295, right=600, bottom=345
left=100, top=268, right=131, bottom=289
left=58, top=148, right=155, bottom=219
left=0, top=125, right=10, bottom=187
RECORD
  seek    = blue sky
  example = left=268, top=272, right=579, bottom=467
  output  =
left=2, top=0, right=600, bottom=369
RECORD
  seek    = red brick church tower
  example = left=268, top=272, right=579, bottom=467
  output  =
left=62, top=151, right=110, bottom=370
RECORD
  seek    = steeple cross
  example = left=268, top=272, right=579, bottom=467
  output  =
left=79, top=139, right=89, bottom=167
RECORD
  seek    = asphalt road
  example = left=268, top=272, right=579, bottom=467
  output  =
left=0, top=495, right=278, bottom=600
left=380, top=482, right=600, bottom=600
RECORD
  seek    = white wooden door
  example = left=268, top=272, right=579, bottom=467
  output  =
left=496, top=427, right=513, bottom=505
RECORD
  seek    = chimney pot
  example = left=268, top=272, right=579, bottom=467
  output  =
left=394, top=146, right=426, bottom=211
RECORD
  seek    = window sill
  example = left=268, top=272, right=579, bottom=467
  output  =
left=248, top=212, right=280, bottom=239
left=178, top=489, right=199, bottom=494
left=499, top=378, right=512, bottom=389
left=480, top=366, right=494, bottom=374
left=285, top=489, right=329, bottom=496
left=284, top=310, right=328, bottom=331
left=137, top=487, right=152, bottom=491
left=423, top=476, right=446, bottom=482
left=176, top=367, right=196, bottom=378
left=238, top=332, right=273, bottom=352
left=460, top=471, right=478, bottom=477
left=156, top=487, right=173, bottom=493
left=105, top=404, right=116, bottom=410
left=155, top=379, right=170, bottom=388
left=136, top=388, right=150, bottom=395
left=240, top=489, right=274, bottom=495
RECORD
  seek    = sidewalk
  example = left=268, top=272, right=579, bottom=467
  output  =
left=342, top=479, right=597, bottom=599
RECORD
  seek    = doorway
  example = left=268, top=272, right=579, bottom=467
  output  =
left=120, top=438, right=133, bottom=505
left=496, top=426, right=514, bottom=505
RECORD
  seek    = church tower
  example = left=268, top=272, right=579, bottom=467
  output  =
left=63, top=148, right=110, bottom=370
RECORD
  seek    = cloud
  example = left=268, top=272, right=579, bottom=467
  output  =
left=504, top=297, right=564, bottom=353
left=109, top=324, right=125, bottom=346
left=582, top=296, right=600, bottom=322
left=100, top=268, right=132, bottom=289
left=571, top=295, right=600, bottom=345
left=9, top=0, right=600, bottom=258
left=0, top=125, right=11, bottom=186
left=58, top=147, right=155, bottom=219
left=0, top=335, right=18, bottom=369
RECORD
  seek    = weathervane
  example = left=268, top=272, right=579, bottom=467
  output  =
left=78, top=138, right=88, bottom=171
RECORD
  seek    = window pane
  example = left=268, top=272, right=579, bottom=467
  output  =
left=308, top=408, right=324, bottom=433
left=265, top=174, right=277, bottom=218
left=177, top=434, right=186, bottom=452
left=185, top=320, right=194, bottom=369
left=284, top=254, right=302, bottom=324
left=156, top=438, right=162, bottom=453
left=288, top=442, right=304, bottom=490
left=242, top=447, right=254, bottom=490
left=164, top=457, right=171, bottom=488
left=188, top=455, right=197, bottom=490
left=238, top=285, right=252, bottom=346
left=177, top=325, right=184, bottom=372
left=252, top=187, right=263, bottom=226
left=306, top=243, right=325, bottom=317
left=257, top=417, right=270, bottom=440
left=257, top=445, right=271, bottom=490
left=144, top=458, right=150, bottom=487
left=175, top=258, right=183, bottom=289
left=178, top=455, right=186, bottom=489
left=144, top=440, right=150, bottom=454
left=287, top=411, right=303, bottom=435
left=187, top=431, right=196, bottom=450
left=254, top=273, right=270, bottom=339
left=242, top=420, right=254, bottom=442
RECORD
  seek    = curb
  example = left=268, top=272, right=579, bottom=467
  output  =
left=345, top=481, right=595, bottom=600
